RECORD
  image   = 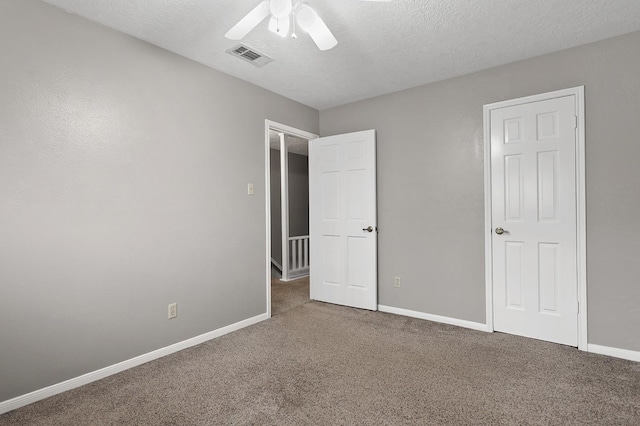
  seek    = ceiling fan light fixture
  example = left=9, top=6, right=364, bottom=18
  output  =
left=270, top=0, right=292, bottom=20
left=226, top=0, right=354, bottom=51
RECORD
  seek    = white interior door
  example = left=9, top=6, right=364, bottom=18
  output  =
left=309, top=130, right=377, bottom=310
left=491, top=95, right=578, bottom=346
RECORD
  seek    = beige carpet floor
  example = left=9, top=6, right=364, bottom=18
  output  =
left=2, top=297, right=639, bottom=425
left=271, top=275, right=310, bottom=316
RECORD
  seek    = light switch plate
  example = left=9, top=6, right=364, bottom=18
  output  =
left=168, top=303, right=177, bottom=319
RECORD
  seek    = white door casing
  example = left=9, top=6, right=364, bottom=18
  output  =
left=279, top=132, right=290, bottom=281
left=484, top=88, right=586, bottom=348
left=309, top=130, right=377, bottom=310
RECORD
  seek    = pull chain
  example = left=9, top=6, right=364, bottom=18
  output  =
left=291, top=12, right=297, bottom=39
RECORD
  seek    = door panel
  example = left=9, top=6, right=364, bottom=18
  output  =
left=538, top=242, right=559, bottom=313
left=505, top=241, right=524, bottom=309
left=537, top=151, right=559, bottom=221
left=505, top=154, right=524, bottom=220
left=310, top=130, right=377, bottom=310
left=491, top=95, right=578, bottom=346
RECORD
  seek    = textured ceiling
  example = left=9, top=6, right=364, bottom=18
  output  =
left=40, top=0, right=640, bottom=110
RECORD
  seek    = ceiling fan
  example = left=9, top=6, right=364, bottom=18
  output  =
left=225, top=0, right=391, bottom=51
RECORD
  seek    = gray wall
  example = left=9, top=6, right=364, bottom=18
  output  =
left=320, top=31, right=640, bottom=352
left=0, top=0, right=318, bottom=402
left=287, top=153, right=310, bottom=238
left=270, top=149, right=309, bottom=267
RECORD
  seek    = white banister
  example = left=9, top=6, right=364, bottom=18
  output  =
left=288, top=235, right=310, bottom=278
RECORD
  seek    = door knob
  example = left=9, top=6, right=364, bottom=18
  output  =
left=495, top=227, right=507, bottom=235
left=363, top=226, right=374, bottom=233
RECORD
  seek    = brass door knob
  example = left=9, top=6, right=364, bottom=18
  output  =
left=495, top=227, right=507, bottom=235
left=363, top=226, right=374, bottom=233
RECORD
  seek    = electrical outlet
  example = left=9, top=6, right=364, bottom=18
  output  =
left=168, top=303, right=177, bottom=319
left=394, top=277, right=401, bottom=288
left=247, top=183, right=254, bottom=195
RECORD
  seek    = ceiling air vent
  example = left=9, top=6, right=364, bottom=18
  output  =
left=226, top=44, right=273, bottom=68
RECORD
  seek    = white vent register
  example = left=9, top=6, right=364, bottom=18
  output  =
left=226, top=44, right=273, bottom=67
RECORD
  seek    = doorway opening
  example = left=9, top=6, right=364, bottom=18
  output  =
left=265, top=120, right=318, bottom=317
left=270, top=132, right=310, bottom=281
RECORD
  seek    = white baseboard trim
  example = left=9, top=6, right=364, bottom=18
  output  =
left=587, top=344, right=640, bottom=362
left=282, top=273, right=309, bottom=281
left=378, top=305, right=490, bottom=332
left=379, top=306, right=640, bottom=363
left=270, top=258, right=282, bottom=272
left=0, top=312, right=269, bottom=415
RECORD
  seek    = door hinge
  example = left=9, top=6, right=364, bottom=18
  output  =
left=574, top=115, right=578, bottom=129
left=577, top=300, right=580, bottom=313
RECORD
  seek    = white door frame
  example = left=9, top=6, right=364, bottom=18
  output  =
left=264, top=120, right=318, bottom=318
left=278, top=132, right=291, bottom=281
left=483, top=86, right=587, bottom=350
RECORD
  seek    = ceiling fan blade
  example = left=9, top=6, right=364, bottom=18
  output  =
left=306, top=16, right=337, bottom=51
left=295, top=4, right=338, bottom=51
left=225, top=0, right=271, bottom=40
